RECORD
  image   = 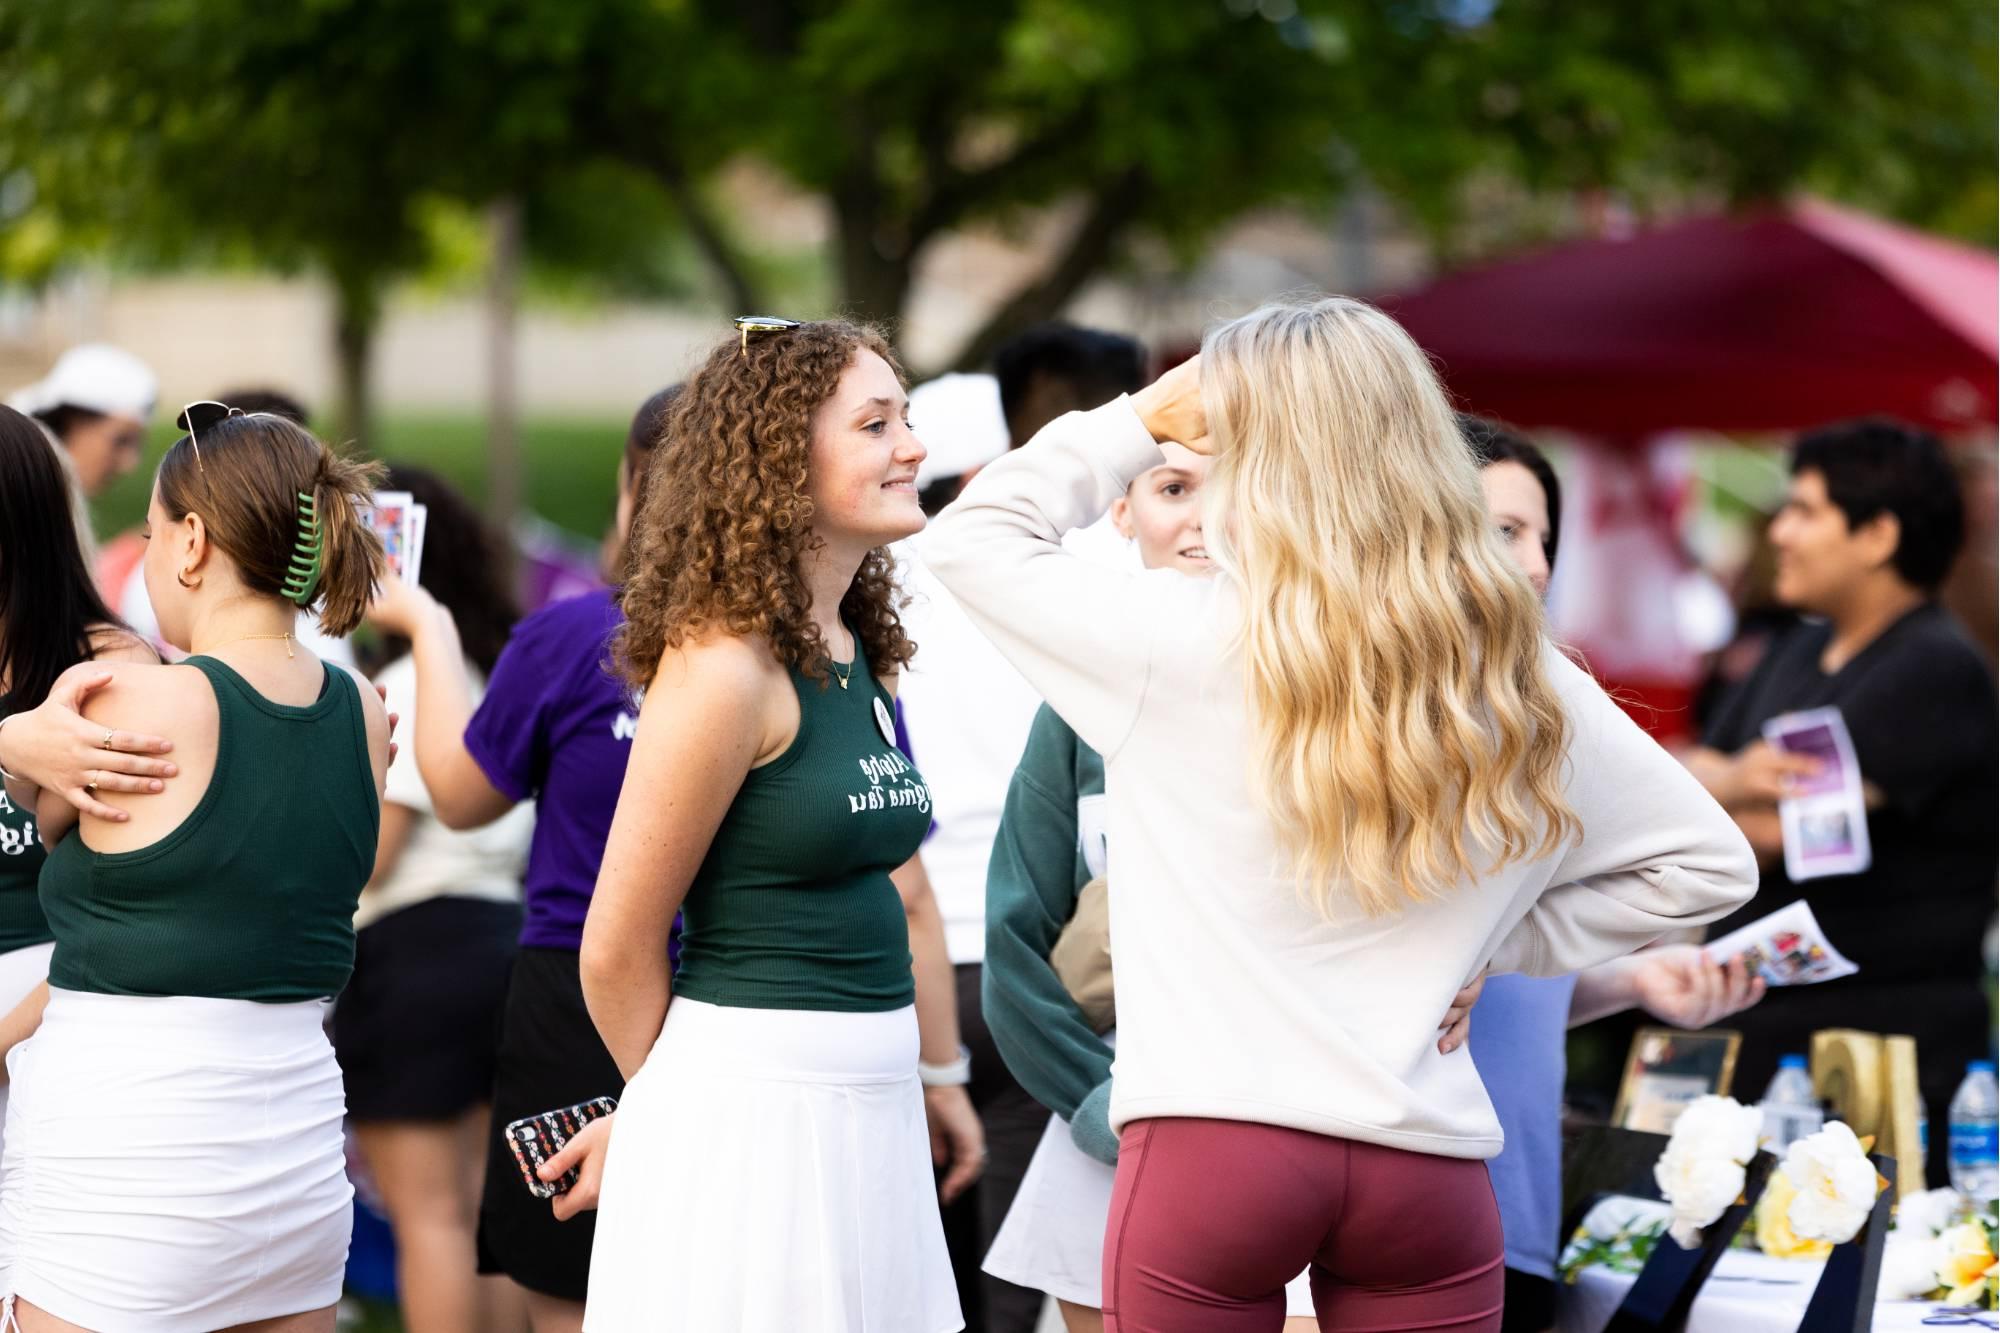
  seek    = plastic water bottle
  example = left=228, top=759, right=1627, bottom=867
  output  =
left=1759, top=1054, right=1824, bottom=1154
left=1948, top=1061, right=2000, bottom=1206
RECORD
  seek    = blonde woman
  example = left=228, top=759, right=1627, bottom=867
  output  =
left=926, top=297, right=1756, bottom=1333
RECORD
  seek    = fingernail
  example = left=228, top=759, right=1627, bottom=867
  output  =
left=148, top=781, right=163, bottom=792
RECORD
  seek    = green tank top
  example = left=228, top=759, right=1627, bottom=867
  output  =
left=0, top=697, right=53, bottom=955
left=671, top=639, right=930, bottom=1013
left=39, top=656, right=378, bottom=1002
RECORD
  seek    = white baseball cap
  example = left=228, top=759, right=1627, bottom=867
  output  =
left=909, top=372, right=1009, bottom=488
left=7, top=343, right=158, bottom=422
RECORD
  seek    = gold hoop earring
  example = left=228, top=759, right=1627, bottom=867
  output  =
left=176, top=570, right=200, bottom=589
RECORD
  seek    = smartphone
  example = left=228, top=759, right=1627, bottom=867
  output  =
left=504, top=1095, right=617, bottom=1199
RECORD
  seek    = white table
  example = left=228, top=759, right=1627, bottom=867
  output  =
left=1560, top=1249, right=1982, bottom=1331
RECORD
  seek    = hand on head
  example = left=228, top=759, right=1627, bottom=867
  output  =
left=1130, top=356, right=1209, bottom=455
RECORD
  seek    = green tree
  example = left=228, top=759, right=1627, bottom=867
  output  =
left=0, top=0, right=649, bottom=447
left=603, top=0, right=1995, bottom=368
left=4, top=0, right=1990, bottom=394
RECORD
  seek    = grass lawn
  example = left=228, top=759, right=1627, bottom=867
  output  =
left=89, top=414, right=631, bottom=547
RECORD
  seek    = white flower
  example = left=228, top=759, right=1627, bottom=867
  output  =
left=1581, top=1195, right=1672, bottom=1241
left=1879, top=1230, right=1949, bottom=1300
left=1895, top=1187, right=1964, bottom=1238
left=1653, top=1096, right=1763, bottom=1249
left=1781, top=1121, right=1881, bottom=1244
left=1669, top=1095, right=1765, bottom=1164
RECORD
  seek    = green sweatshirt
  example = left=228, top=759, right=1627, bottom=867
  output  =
left=982, top=702, right=1109, bottom=1123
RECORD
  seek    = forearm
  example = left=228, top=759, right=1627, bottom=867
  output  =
left=1735, top=807, right=1784, bottom=860
left=579, top=941, right=672, bottom=1083
left=1567, top=954, right=1644, bottom=1028
left=404, top=609, right=514, bottom=829
left=893, top=856, right=962, bottom=1065
left=1680, top=746, right=1738, bottom=806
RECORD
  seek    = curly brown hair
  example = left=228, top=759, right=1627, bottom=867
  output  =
left=615, top=320, right=916, bottom=688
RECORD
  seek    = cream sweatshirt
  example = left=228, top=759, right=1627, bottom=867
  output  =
left=926, top=398, right=1758, bottom=1159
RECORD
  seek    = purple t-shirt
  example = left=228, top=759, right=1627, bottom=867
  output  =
left=465, top=588, right=636, bottom=951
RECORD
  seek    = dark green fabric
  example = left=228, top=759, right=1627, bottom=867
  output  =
left=0, top=695, right=52, bottom=954
left=40, top=655, right=377, bottom=1002
left=670, top=639, right=928, bottom=1013
left=982, top=703, right=1111, bottom=1123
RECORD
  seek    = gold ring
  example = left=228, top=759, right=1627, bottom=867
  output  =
left=86, top=777, right=98, bottom=793
left=100, top=729, right=115, bottom=750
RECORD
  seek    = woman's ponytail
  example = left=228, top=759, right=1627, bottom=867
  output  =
left=307, top=449, right=387, bottom=636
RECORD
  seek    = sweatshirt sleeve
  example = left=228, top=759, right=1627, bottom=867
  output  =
left=982, top=711, right=1114, bottom=1121
left=924, top=398, right=1169, bottom=760
left=1487, top=645, right=1759, bottom=978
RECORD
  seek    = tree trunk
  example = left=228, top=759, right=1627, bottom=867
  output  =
left=331, top=272, right=379, bottom=450
left=832, top=167, right=913, bottom=328
left=943, top=170, right=1150, bottom=375
left=484, top=197, right=524, bottom=569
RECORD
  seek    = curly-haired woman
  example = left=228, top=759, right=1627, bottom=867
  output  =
left=926, top=297, right=1756, bottom=1332
left=567, top=320, right=964, bottom=1331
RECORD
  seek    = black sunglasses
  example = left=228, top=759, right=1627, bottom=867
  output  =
left=175, top=399, right=279, bottom=475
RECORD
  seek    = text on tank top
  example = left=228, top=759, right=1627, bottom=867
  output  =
left=671, top=635, right=931, bottom=1013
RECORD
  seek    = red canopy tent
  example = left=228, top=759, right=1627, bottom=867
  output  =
left=1377, top=200, right=1998, bottom=740
left=1377, top=198, right=1998, bottom=437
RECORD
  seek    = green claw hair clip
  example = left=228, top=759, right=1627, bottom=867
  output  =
left=282, top=490, right=324, bottom=605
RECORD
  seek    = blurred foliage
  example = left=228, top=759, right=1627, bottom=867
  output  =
left=1, top=0, right=1992, bottom=376
left=90, top=413, right=628, bottom=546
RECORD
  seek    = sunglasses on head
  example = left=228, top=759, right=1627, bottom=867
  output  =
left=176, top=400, right=290, bottom=475
left=735, top=314, right=803, bottom=357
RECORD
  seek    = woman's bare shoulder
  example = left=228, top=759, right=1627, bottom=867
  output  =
left=74, top=661, right=217, bottom=734
left=654, top=629, right=787, bottom=697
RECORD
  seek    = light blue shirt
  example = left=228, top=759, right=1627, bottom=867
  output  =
left=1467, top=972, right=1579, bottom=1280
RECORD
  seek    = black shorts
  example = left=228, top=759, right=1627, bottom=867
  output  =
left=475, top=945, right=627, bottom=1302
left=333, top=896, right=521, bottom=1121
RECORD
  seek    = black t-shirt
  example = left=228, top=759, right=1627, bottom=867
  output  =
left=1702, top=603, right=1997, bottom=989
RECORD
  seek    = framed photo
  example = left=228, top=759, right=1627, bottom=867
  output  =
left=1611, top=1027, right=1744, bottom=1135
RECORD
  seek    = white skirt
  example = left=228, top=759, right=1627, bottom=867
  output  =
left=986, top=1112, right=1315, bottom=1316
left=585, top=997, right=961, bottom=1333
left=0, top=943, right=53, bottom=1165
left=0, top=987, right=351, bottom=1332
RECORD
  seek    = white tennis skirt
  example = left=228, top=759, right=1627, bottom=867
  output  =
left=986, top=1103, right=1314, bottom=1315
left=584, top=997, right=961, bottom=1333
left=0, top=943, right=53, bottom=1161
left=0, top=987, right=352, bottom=1331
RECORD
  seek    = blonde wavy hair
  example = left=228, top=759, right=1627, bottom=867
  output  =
left=1201, top=297, right=1578, bottom=917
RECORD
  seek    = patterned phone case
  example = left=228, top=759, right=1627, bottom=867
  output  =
left=504, top=1095, right=617, bottom=1199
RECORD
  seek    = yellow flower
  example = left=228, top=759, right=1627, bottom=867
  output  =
left=1935, top=1223, right=1997, bottom=1306
left=1755, top=1173, right=1834, bottom=1260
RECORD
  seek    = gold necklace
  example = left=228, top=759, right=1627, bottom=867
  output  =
left=830, top=630, right=854, bottom=690
left=202, top=632, right=296, bottom=659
